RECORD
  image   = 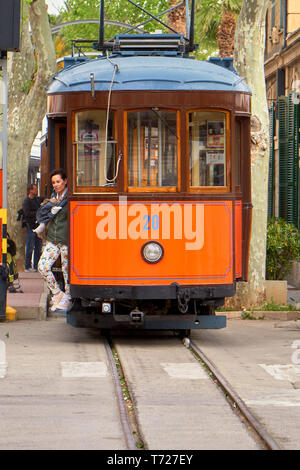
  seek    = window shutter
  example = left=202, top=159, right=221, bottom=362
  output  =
left=278, top=94, right=299, bottom=227
left=288, top=94, right=299, bottom=227
left=268, top=102, right=276, bottom=218
left=278, top=96, right=288, bottom=221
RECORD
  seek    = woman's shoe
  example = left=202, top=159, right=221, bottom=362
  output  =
left=56, top=293, right=72, bottom=311
left=50, top=291, right=64, bottom=312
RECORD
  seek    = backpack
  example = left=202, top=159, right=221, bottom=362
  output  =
left=17, top=208, right=26, bottom=228
left=7, top=234, right=17, bottom=257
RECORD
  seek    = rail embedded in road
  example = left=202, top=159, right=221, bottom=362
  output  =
left=185, top=338, right=282, bottom=451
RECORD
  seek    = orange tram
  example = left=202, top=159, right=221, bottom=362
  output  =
left=43, top=2, right=252, bottom=333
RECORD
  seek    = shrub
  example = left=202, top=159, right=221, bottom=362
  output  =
left=266, top=217, right=300, bottom=280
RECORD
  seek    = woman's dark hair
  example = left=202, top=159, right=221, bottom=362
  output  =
left=50, top=169, right=67, bottom=180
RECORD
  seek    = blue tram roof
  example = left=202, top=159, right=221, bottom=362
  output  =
left=48, top=55, right=250, bottom=94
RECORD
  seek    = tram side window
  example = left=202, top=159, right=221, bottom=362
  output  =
left=189, top=111, right=227, bottom=187
left=235, top=120, right=241, bottom=190
left=127, top=109, right=178, bottom=188
left=74, top=110, right=117, bottom=187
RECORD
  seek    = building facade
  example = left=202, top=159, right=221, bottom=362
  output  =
left=265, top=0, right=300, bottom=226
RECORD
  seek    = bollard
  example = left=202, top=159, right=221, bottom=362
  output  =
left=0, top=265, right=8, bottom=320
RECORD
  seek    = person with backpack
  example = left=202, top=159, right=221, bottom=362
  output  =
left=22, top=184, right=43, bottom=272
left=37, top=169, right=71, bottom=312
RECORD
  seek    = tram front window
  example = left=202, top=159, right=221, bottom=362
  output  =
left=127, top=109, right=178, bottom=188
left=189, top=111, right=228, bottom=188
left=74, top=110, right=117, bottom=187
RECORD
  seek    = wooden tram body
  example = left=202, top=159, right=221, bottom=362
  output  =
left=44, top=18, right=252, bottom=331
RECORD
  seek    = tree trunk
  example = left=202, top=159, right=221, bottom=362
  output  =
left=217, top=9, right=236, bottom=57
left=230, top=0, right=269, bottom=307
left=168, top=0, right=186, bottom=35
left=7, top=0, right=57, bottom=269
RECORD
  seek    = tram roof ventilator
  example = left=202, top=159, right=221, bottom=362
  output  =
left=111, top=33, right=190, bottom=57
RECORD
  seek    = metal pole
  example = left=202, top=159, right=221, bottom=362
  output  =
left=98, top=0, right=105, bottom=51
left=185, top=0, right=190, bottom=39
left=189, top=0, right=195, bottom=51
left=1, top=54, right=7, bottom=209
left=0, top=52, right=8, bottom=321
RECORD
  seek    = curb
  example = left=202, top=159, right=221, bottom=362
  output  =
left=8, top=280, right=49, bottom=321
left=38, top=291, right=48, bottom=321
left=216, top=310, right=300, bottom=321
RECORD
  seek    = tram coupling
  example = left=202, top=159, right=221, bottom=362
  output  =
left=129, top=308, right=145, bottom=324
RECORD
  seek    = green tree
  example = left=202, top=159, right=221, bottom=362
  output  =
left=7, top=0, right=57, bottom=267
left=266, top=218, right=300, bottom=280
left=232, top=0, right=270, bottom=307
left=54, top=0, right=170, bottom=56
left=194, top=0, right=242, bottom=59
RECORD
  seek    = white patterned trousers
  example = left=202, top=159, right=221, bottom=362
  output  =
left=38, top=241, right=70, bottom=296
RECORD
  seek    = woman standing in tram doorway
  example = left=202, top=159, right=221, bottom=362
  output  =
left=38, top=169, right=71, bottom=312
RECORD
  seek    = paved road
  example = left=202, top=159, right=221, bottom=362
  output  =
left=192, top=319, right=300, bottom=450
left=1, top=317, right=300, bottom=450
left=0, top=318, right=126, bottom=450
left=114, top=334, right=259, bottom=450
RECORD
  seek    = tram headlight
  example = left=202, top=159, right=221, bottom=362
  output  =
left=141, top=241, right=164, bottom=264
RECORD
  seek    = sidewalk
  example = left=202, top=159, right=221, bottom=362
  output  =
left=6, top=271, right=48, bottom=320
left=218, top=285, right=300, bottom=320
left=287, top=285, right=300, bottom=306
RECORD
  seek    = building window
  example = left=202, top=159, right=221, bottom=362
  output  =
left=280, top=0, right=285, bottom=29
left=271, top=0, right=276, bottom=29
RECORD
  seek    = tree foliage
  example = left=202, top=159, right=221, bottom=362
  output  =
left=7, top=0, right=57, bottom=267
left=50, top=0, right=243, bottom=60
left=48, top=1, right=244, bottom=60
left=266, top=218, right=300, bottom=280
left=53, top=0, right=170, bottom=56
left=194, top=0, right=242, bottom=59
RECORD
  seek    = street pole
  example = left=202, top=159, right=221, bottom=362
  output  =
left=0, top=51, right=8, bottom=320
left=0, top=0, right=21, bottom=320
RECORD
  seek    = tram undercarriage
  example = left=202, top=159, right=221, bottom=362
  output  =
left=67, top=284, right=232, bottom=329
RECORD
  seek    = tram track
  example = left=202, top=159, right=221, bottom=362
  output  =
left=184, top=338, right=282, bottom=451
left=103, top=335, right=145, bottom=450
left=103, top=331, right=282, bottom=451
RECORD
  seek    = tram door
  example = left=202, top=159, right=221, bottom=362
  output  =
left=41, top=119, right=67, bottom=196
